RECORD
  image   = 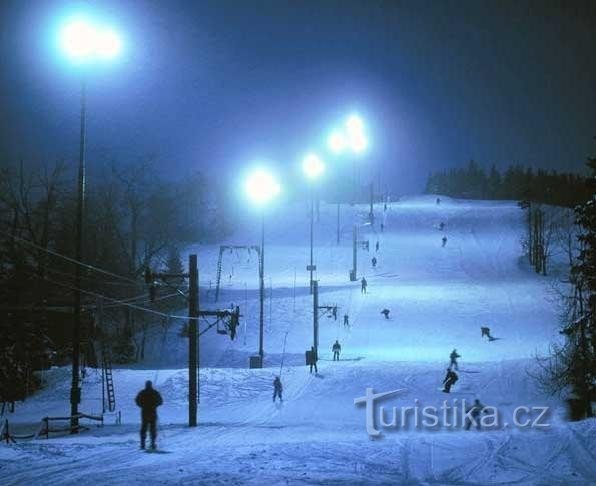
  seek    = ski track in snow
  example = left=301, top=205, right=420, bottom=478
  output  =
left=1, top=195, right=594, bottom=485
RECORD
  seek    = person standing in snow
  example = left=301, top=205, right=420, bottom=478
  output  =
left=436, top=197, right=441, bottom=205
left=465, top=399, right=487, bottom=430
left=361, top=277, right=368, bottom=294
left=273, top=376, right=283, bottom=402
left=135, top=380, right=163, bottom=450
left=442, top=368, right=458, bottom=393
left=375, top=241, right=380, bottom=252
left=449, top=349, right=461, bottom=370
left=381, top=308, right=390, bottom=319
left=332, top=340, right=341, bottom=361
left=439, top=222, right=445, bottom=231
left=372, top=256, right=377, bottom=268
left=442, top=236, right=448, bottom=247
left=309, top=346, right=318, bottom=373
left=343, top=314, right=350, bottom=327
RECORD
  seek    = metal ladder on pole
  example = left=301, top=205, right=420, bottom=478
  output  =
left=102, top=345, right=116, bottom=413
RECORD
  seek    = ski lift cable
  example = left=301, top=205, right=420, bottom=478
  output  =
left=1, top=230, right=139, bottom=285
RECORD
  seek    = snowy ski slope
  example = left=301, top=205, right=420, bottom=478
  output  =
left=1, top=195, right=595, bottom=485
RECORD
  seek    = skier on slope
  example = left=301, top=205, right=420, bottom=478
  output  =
left=439, top=222, right=445, bottom=231
left=381, top=309, right=390, bottom=319
left=449, top=349, right=461, bottom=370
left=372, top=256, right=377, bottom=268
left=380, top=223, right=384, bottom=233
left=442, top=236, right=448, bottom=247
left=273, top=376, right=283, bottom=402
left=332, top=340, right=341, bottom=361
left=361, top=277, right=368, bottom=294
left=436, top=197, right=441, bottom=205
left=442, top=368, right=459, bottom=393
left=135, top=380, right=163, bottom=450
left=481, top=326, right=495, bottom=341
left=343, top=314, right=350, bottom=327
left=465, top=399, right=487, bottom=430
left=376, top=241, right=380, bottom=252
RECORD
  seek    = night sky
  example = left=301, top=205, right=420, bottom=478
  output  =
left=1, top=0, right=595, bottom=193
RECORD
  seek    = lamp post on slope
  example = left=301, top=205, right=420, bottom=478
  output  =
left=58, top=16, right=123, bottom=432
left=302, top=153, right=325, bottom=294
left=245, top=168, right=281, bottom=366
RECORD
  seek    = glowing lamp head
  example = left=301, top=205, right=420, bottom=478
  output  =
left=302, top=153, right=325, bottom=180
left=349, top=131, right=368, bottom=154
left=245, top=168, right=281, bottom=206
left=345, top=114, right=364, bottom=135
left=328, top=131, right=346, bottom=154
left=59, top=19, right=122, bottom=61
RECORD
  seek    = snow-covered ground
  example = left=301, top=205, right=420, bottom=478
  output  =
left=1, top=195, right=595, bottom=485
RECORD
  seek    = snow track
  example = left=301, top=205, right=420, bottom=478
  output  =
left=2, top=196, right=593, bottom=485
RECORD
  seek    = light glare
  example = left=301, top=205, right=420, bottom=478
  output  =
left=245, top=168, right=281, bottom=206
left=328, top=131, right=346, bottom=154
left=302, top=153, right=325, bottom=179
left=59, top=19, right=122, bottom=61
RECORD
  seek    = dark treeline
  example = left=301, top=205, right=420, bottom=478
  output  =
left=425, top=160, right=592, bottom=207
left=0, top=159, right=234, bottom=403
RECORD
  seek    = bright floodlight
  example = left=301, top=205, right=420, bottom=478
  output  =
left=328, top=131, right=346, bottom=154
left=302, top=153, right=325, bottom=180
left=245, top=168, right=281, bottom=206
left=59, top=19, right=122, bottom=61
left=349, top=131, right=368, bottom=153
left=345, top=114, right=364, bottom=135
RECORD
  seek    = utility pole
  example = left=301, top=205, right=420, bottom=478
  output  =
left=313, top=280, right=319, bottom=352
left=369, top=182, right=374, bottom=224
left=336, top=202, right=340, bottom=245
left=350, top=225, right=358, bottom=281
left=308, top=188, right=316, bottom=294
left=71, top=79, right=87, bottom=433
left=188, top=254, right=199, bottom=427
left=259, top=213, right=265, bottom=361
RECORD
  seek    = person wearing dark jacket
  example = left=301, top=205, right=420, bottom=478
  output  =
left=309, top=346, right=318, bottom=373
left=273, top=376, right=283, bottom=402
left=442, top=369, right=458, bottom=393
left=135, top=380, right=163, bottom=450
left=465, top=399, right=487, bottom=430
left=332, top=340, right=341, bottom=361
left=449, top=349, right=461, bottom=370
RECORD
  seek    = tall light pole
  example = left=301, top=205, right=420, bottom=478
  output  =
left=245, top=168, right=281, bottom=366
left=327, top=114, right=369, bottom=243
left=58, top=17, right=122, bottom=431
left=302, top=153, right=325, bottom=294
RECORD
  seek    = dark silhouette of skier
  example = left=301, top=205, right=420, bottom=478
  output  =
left=465, top=399, right=487, bottom=430
left=309, top=346, right=318, bottom=374
left=381, top=309, right=390, bottom=319
left=332, top=340, right=341, bottom=361
left=343, top=314, right=349, bottom=327
left=273, top=376, right=283, bottom=402
left=372, top=257, right=377, bottom=268
left=135, top=380, right=163, bottom=450
left=481, top=326, right=496, bottom=341
left=361, top=277, right=368, bottom=294
left=375, top=241, right=379, bottom=252
left=436, top=197, right=441, bottom=205
left=439, top=222, right=445, bottom=231
left=442, top=369, right=458, bottom=393
left=449, top=349, right=461, bottom=370
left=442, top=236, right=448, bottom=247
left=384, top=203, right=387, bottom=211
